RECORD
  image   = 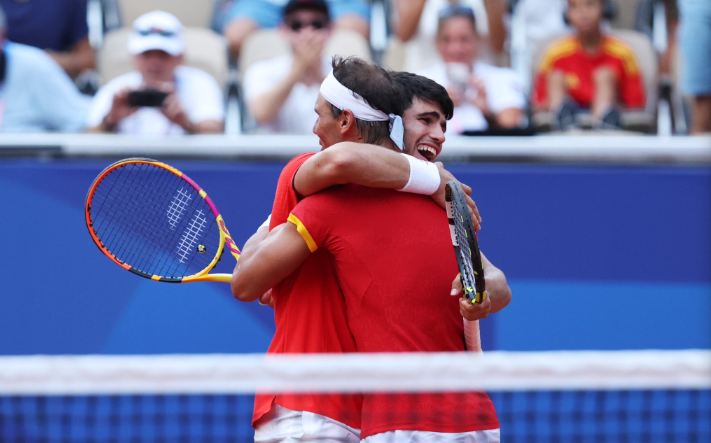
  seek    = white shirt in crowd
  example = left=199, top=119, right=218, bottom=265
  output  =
left=86, top=65, right=224, bottom=135
left=243, top=54, right=332, bottom=134
left=1, top=42, right=89, bottom=133
left=419, top=61, right=525, bottom=133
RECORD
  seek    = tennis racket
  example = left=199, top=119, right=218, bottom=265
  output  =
left=445, top=181, right=486, bottom=305
left=85, top=158, right=240, bottom=283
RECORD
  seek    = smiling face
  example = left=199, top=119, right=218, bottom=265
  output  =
left=402, top=98, right=447, bottom=162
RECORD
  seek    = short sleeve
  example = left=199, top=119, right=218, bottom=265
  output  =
left=86, top=83, right=117, bottom=127
left=30, top=49, right=89, bottom=132
left=289, top=192, right=340, bottom=252
left=67, top=0, right=89, bottom=48
left=269, top=153, right=315, bottom=230
left=180, top=68, right=225, bottom=123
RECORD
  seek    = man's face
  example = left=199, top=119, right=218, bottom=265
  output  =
left=567, top=0, right=603, bottom=35
left=402, top=98, right=447, bottom=162
left=284, top=9, right=330, bottom=47
left=313, top=93, right=343, bottom=149
left=436, top=16, right=479, bottom=65
left=134, top=50, right=182, bottom=85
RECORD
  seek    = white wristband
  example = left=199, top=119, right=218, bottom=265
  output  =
left=397, top=154, right=441, bottom=195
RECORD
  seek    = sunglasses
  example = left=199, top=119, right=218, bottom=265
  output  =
left=287, top=20, right=327, bottom=32
left=137, top=28, right=177, bottom=38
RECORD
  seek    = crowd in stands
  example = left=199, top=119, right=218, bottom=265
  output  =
left=0, top=0, right=708, bottom=135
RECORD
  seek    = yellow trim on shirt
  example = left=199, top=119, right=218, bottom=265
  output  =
left=288, top=213, right=318, bottom=252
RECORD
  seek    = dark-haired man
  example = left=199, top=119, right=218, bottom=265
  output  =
left=233, top=58, right=506, bottom=442
left=232, top=57, right=509, bottom=442
left=242, top=0, right=333, bottom=134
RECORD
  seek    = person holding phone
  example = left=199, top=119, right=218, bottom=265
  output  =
left=86, top=11, right=224, bottom=135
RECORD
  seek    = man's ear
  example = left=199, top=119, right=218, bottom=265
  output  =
left=339, top=109, right=357, bottom=136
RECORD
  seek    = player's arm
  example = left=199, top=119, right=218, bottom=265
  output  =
left=451, top=251, right=511, bottom=320
left=231, top=222, right=311, bottom=303
left=294, top=142, right=482, bottom=229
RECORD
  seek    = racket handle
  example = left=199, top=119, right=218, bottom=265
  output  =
left=464, top=319, right=483, bottom=354
left=182, top=273, right=233, bottom=283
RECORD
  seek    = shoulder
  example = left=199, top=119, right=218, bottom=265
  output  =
left=245, top=54, right=291, bottom=76
left=176, top=65, right=220, bottom=86
left=6, top=42, right=53, bottom=67
left=601, top=35, right=641, bottom=74
left=539, top=35, right=579, bottom=68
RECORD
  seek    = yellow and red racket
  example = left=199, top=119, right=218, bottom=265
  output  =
left=85, top=158, right=240, bottom=283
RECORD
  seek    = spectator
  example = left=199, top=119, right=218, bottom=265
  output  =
left=0, top=0, right=94, bottom=79
left=393, top=0, right=507, bottom=69
left=223, top=0, right=369, bottom=60
left=418, top=5, right=526, bottom=134
left=533, top=0, right=646, bottom=131
left=242, top=0, right=333, bottom=134
left=0, top=5, right=89, bottom=133
left=678, top=0, right=711, bottom=134
left=86, top=11, right=224, bottom=135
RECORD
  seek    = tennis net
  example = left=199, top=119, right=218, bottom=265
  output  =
left=1, top=350, right=709, bottom=442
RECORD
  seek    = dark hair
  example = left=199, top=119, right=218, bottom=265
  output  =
left=437, top=4, right=477, bottom=36
left=329, top=56, right=405, bottom=145
left=392, top=72, right=454, bottom=121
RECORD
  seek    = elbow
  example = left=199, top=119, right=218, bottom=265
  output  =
left=231, top=267, right=258, bottom=302
left=322, top=143, right=357, bottom=181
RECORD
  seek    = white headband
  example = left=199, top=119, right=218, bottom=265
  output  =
left=320, top=71, right=389, bottom=121
left=319, top=71, right=405, bottom=150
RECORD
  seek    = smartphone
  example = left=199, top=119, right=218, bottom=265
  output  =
left=127, top=89, right=169, bottom=107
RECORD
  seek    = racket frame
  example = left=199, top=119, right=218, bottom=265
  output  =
left=445, top=181, right=486, bottom=304
left=85, top=158, right=240, bottom=283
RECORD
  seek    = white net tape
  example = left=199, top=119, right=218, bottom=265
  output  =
left=1, top=350, right=709, bottom=396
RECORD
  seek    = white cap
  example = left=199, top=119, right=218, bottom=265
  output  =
left=127, top=10, right=185, bottom=56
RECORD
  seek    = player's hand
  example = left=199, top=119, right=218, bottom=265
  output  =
left=451, top=274, right=491, bottom=321
left=258, top=288, right=275, bottom=308
left=431, top=162, right=482, bottom=230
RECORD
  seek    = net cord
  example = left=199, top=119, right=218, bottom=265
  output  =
left=0, top=350, right=708, bottom=395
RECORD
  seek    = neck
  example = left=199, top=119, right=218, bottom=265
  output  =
left=578, top=29, right=603, bottom=51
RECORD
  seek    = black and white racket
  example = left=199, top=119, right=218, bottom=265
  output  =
left=445, top=181, right=486, bottom=304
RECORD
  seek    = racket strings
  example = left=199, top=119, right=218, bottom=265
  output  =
left=96, top=164, right=178, bottom=272
left=90, top=162, right=220, bottom=278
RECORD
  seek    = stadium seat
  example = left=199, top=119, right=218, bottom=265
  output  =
left=98, top=27, right=229, bottom=87
left=114, top=0, right=217, bottom=28
left=238, top=29, right=372, bottom=73
left=530, top=30, right=658, bottom=133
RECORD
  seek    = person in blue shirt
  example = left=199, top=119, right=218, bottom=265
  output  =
left=0, top=5, right=89, bottom=133
left=0, top=0, right=94, bottom=78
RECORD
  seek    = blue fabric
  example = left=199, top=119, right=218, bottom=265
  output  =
left=222, top=0, right=370, bottom=30
left=678, top=0, right=711, bottom=95
left=0, top=0, right=88, bottom=52
left=0, top=42, right=89, bottom=133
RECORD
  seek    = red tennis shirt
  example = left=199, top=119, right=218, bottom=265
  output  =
left=252, top=153, right=362, bottom=429
left=290, top=185, right=499, bottom=438
left=533, top=35, right=645, bottom=109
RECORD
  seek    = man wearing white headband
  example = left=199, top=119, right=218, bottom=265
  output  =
left=232, top=57, right=509, bottom=443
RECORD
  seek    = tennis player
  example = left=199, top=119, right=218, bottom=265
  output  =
left=233, top=59, right=509, bottom=442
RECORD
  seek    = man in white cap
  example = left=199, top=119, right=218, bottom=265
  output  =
left=86, top=11, right=224, bottom=134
